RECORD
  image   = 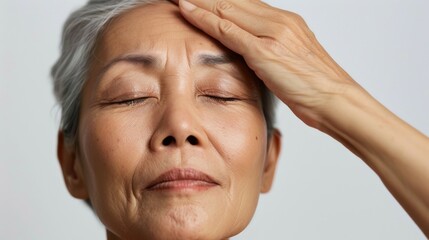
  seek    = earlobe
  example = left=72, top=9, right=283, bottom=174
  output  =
left=261, top=129, right=282, bottom=193
left=57, top=131, right=89, bottom=200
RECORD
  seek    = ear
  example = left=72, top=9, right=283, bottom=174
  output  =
left=261, top=129, right=282, bottom=193
left=57, top=131, right=89, bottom=200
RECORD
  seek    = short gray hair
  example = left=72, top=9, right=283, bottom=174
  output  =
left=51, top=0, right=277, bottom=146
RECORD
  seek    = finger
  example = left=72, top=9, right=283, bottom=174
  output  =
left=183, top=0, right=294, bottom=25
left=193, top=0, right=316, bottom=53
left=180, top=0, right=287, bottom=40
left=178, top=0, right=257, bottom=56
left=180, top=0, right=308, bottom=44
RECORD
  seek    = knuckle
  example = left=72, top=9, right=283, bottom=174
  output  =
left=278, top=11, right=305, bottom=24
left=255, top=38, right=282, bottom=56
left=199, top=11, right=212, bottom=26
left=289, top=12, right=305, bottom=22
left=214, top=0, right=233, bottom=16
left=253, top=40, right=266, bottom=55
left=306, top=29, right=316, bottom=40
left=218, top=20, right=234, bottom=36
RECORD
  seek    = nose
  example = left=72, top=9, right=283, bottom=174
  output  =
left=149, top=100, right=206, bottom=151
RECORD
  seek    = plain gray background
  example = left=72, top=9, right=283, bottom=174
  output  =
left=1, top=0, right=428, bottom=239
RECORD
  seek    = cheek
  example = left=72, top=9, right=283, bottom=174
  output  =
left=203, top=106, right=267, bottom=176
left=202, top=106, right=267, bottom=220
left=228, top=119, right=267, bottom=193
left=80, top=113, right=145, bottom=181
left=78, top=111, right=152, bottom=226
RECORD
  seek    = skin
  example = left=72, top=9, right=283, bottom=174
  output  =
left=58, top=2, right=281, bottom=240
left=57, top=0, right=429, bottom=239
left=171, top=0, right=429, bottom=237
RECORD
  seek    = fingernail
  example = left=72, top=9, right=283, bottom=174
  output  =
left=180, top=0, right=197, bottom=11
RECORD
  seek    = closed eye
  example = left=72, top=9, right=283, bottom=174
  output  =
left=204, top=95, right=240, bottom=103
left=114, top=97, right=149, bottom=106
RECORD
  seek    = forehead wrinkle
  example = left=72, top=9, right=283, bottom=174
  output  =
left=185, top=39, right=192, bottom=70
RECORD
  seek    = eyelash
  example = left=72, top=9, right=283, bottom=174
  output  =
left=204, top=95, right=240, bottom=103
left=114, top=97, right=149, bottom=106
left=110, top=95, right=240, bottom=107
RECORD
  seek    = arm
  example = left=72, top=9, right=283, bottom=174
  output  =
left=321, top=86, right=429, bottom=236
left=173, top=0, right=429, bottom=236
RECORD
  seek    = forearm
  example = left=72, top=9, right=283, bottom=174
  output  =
left=320, top=86, right=429, bottom=237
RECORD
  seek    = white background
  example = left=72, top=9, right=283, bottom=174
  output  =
left=1, top=0, right=428, bottom=239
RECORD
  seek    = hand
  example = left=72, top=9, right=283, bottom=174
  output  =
left=173, top=0, right=362, bottom=128
left=173, top=3, right=429, bottom=236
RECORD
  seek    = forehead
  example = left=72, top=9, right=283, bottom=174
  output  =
left=95, top=2, right=230, bottom=61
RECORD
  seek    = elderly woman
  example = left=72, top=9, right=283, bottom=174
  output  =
left=51, top=0, right=429, bottom=239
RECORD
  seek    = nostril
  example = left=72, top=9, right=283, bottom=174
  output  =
left=162, top=136, right=175, bottom=146
left=187, top=135, right=199, bottom=145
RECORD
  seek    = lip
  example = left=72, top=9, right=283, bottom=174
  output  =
left=146, top=168, right=219, bottom=191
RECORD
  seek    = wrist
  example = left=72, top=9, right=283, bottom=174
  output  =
left=316, top=84, right=426, bottom=170
left=316, top=85, right=395, bottom=163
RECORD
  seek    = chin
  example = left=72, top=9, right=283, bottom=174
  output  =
left=113, top=205, right=234, bottom=240
left=156, top=206, right=210, bottom=239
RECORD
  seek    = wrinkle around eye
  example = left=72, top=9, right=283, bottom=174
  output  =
left=197, top=93, right=259, bottom=108
left=195, top=84, right=259, bottom=104
left=93, top=74, right=159, bottom=108
left=90, top=91, right=159, bottom=110
left=194, top=70, right=260, bottom=101
left=111, top=97, right=151, bottom=107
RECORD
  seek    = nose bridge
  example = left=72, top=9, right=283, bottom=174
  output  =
left=150, top=73, right=204, bottom=150
left=163, top=96, right=197, bottom=134
left=162, top=73, right=195, bottom=125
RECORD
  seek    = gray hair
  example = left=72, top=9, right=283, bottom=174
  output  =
left=51, top=0, right=277, bottom=146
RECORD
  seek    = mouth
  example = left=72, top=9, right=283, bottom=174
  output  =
left=146, top=168, right=219, bottom=191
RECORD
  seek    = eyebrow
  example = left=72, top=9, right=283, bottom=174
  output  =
left=96, top=53, right=237, bottom=82
left=197, top=53, right=235, bottom=65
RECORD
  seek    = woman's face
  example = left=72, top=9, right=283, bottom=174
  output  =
left=61, top=2, right=280, bottom=239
